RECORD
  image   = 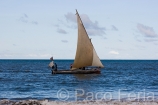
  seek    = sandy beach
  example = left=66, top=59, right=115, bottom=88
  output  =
left=1, top=99, right=158, bottom=105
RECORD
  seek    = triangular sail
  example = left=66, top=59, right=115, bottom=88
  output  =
left=72, top=10, right=104, bottom=69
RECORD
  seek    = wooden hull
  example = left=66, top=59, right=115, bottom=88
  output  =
left=52, top=69, right=100, bottom=74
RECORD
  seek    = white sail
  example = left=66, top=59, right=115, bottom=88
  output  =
left=72, top=10, right=104, bottom=69
left=92, top=48, right=104, bottom=67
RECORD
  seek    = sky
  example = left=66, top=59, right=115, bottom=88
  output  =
left=0, top=0, right=158, bottom=59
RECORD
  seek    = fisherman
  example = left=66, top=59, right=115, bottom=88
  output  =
left=54, top=62, right=57, bottom=71
left=82, top=67, right=85, bottom=70
left=49, top=56, right=58, bottom=71
left=70, top=63, right=73, bottom=69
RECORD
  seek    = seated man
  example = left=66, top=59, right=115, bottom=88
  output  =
left=70, top=64, right=72, bottom=69
left=54, top=63, right=57, bottom=71
left=82, top=67, right=85, bottom=70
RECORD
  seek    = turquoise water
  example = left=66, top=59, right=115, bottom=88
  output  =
left=0, top=60, right=158, bottom=101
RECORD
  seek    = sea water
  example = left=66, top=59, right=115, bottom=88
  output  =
left=0, top=60, right=158, bottom=102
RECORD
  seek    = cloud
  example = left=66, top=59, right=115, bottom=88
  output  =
left=154, top=43, right=158, bottom=45
left=65, top=12, right=76, bottom=23
left=65, top=12, right=105, bottom=36
left=109, top=50, right=119, bottom=55
left=112, top=25, right=118, bottom=31
left=61, top=40, right=68, bottom=43
left=144, top=39, right=158, bottom=42
left=19, top=15, right=28, bottom=23
left=136, top=39, right=142, bottom=42
left=86, top=28, right=105, bottom=36
left=137, top=23, right=157, bottom=37
left=0, top=51, right=22, bottom=58
left=57, top=28, right=67, bottom=34
left=135, top=45, right=145, bottom=49
left=31, top=21, right=38, bottom=25
left=24, top=14, right=28, bottom=18
left=104, top=37, right=107, bottom=39
left=54, top=24, right=59, bottom=27
left=19, top=14, right=38, bottom=25
left=57, top=19, right=76, bottom=29
left=118, top=40, right=122, bottom=42
left=27, top=53, right=52, bottom=58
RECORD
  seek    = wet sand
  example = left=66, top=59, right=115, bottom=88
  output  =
left=0, top=99, right=158, bottom=105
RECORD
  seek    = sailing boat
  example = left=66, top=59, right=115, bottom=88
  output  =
left=52, top=10, right=104, bottom=74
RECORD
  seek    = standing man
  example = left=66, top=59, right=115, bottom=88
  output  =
left=49, top=56, right=54, bottom=68
left=49, top=56, right=58, bottom=71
